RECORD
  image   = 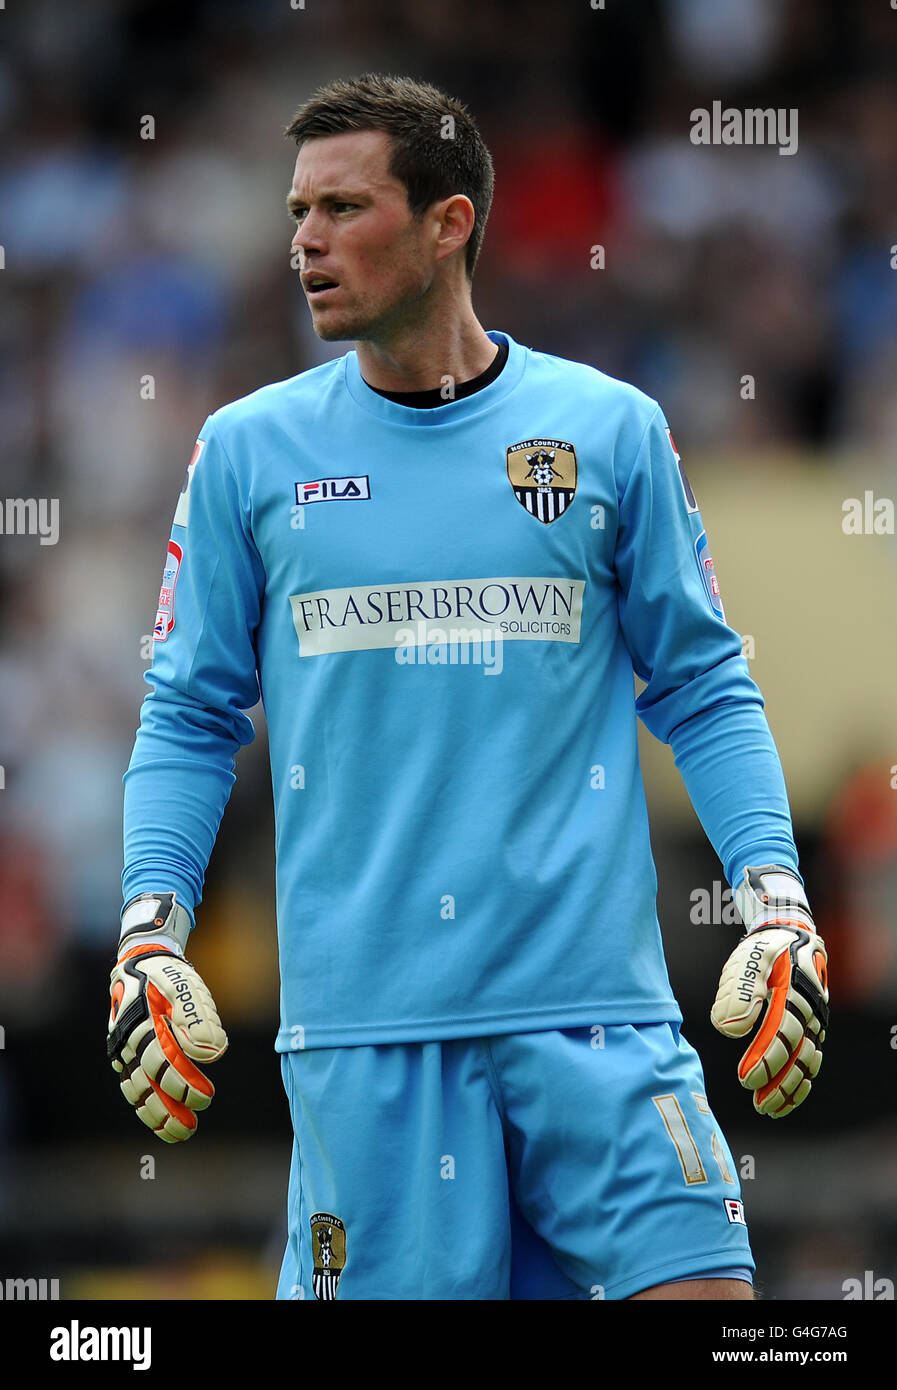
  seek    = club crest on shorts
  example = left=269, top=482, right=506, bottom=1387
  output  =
left=506, top=438, right=577, bottom=524
left=310, top=1212, right=347, bottom=1300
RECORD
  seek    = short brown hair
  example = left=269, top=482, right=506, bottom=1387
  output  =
left=284, top=73, right=494, bottom=279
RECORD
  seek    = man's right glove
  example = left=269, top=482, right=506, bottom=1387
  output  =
left=711, top=865, right=829, bottom=1118
left=107, top=892, right=228, bottom=1143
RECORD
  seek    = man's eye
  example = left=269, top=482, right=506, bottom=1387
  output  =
left=334, top=203, right=358, bottom=213
left=291, top=208, right=307, bottom=223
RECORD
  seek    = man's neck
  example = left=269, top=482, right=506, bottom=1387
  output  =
left=368, top=336, right=508, bottom=407
left=355, top=303, right=496, bottom=394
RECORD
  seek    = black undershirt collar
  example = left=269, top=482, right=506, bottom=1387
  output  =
left=364, top=338, right=509, bottom=408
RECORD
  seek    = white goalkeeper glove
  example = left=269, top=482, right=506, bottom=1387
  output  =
left=711, top=865, right=829, bottom=1118
left=107, top=892, right=228, bottom=1143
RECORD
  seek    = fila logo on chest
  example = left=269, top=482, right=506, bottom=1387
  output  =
left=295, top=475, right=371, bottom=505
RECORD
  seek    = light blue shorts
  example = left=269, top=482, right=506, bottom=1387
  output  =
left=276, top=1022, right=754, bottom=1300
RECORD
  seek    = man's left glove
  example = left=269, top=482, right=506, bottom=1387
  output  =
left=711, top=866, right=829, bottom=1118
left=107, top=891, right=228, bottom=1143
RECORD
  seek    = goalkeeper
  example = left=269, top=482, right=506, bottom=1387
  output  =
left=108, top=73, right=828, bottom=1301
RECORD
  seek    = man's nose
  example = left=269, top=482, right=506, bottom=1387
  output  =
left=292, top=210, right=327, bottom=255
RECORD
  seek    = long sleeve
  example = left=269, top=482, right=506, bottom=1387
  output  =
left=122, top=417, right=266, bottom=922
left=614, top=407, right=800, bottom=891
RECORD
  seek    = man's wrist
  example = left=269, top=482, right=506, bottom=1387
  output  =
left=734, top=864, right=815, bottom=936
left=118, top=891, right=192, bottom=957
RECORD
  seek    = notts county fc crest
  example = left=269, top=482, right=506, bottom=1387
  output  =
left=507, top=438, right=577, bottom=524
left=310, top=1212, right=347, bottom=1300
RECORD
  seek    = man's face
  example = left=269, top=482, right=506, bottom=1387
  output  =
left=288, top=129, right=438, bottom=342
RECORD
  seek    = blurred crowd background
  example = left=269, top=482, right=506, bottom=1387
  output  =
left=1, top=0, right=896, bottom=1300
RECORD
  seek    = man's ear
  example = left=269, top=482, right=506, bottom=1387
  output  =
left=431, top=193, right=475, bottom=267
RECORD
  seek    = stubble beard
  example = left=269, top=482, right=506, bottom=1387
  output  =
left=309, top=264, right=435, bottom=345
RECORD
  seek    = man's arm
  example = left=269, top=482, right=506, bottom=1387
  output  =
left=122, top=417, right=264, bottom=919
left=110, top=417, right=265, bottom=1140
left=614, top=406, right=828, bottom=1114
left=615, top=405, right=797, bottom=886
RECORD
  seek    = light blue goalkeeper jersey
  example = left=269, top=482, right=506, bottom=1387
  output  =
left=123, top=329, right=800, bottom=1049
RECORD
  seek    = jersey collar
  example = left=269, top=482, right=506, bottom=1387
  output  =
left=343, top=330, right=526, bottom=427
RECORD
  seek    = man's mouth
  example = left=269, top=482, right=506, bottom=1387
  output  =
left=306, top=278, right=340, bottom=298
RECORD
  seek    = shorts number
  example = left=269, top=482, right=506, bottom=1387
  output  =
left=652, top=1093, right=735, bottom=1187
